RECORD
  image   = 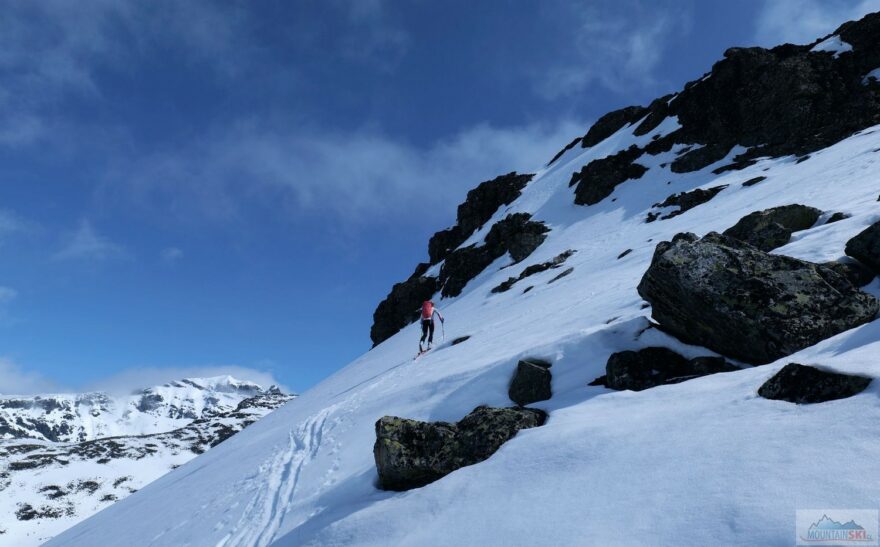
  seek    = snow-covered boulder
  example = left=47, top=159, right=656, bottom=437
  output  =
left=602, top=347, right=737, bottom=391
left=374, top=406, right=546, bottom=491
left=638, top=232, right=879, bottom=364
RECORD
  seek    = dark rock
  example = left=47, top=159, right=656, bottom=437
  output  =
left=491, top=250, right=575, bottom=293
left=617, top=249, right=632, bottom=259
left=427, top=172, right=534, bottom=264
left=723, top=204, right=822, bottom=251
left=484, top=213, right=550, bottom=263
left=671, top=143, right=732, bottom=173
left=633, top=95, right=673, bottom=136
left=572, top=145, right=648, bottom=206
left=547, top=136, right=582, bottom=166
left=826, top=212, right=850, bottom=224
left=742, top=176, right=767, bottom=187
left=450, top=336, right=470, bottom=346
left=439, top=244, right=497, bottom=298
left=845, top=221, right=880, bottom=273
left=548, top=267, right=574, bottom=284
left=587, top=375, right=607, bottom=387
left=758, top=363, right=871, bottom=403
left=638, top=232, right=879, bottom=364
left=823, top=260, right=876, bottom=287
left=508, top=360, right=553, bottom=406
left=371, top=275, right=440, bottom=346
left=374, top=405, right=546, bottom=491
left=647, top=185, right=728, bottom=221
left=580, top=106, right=648, bottom=148
left=604, top=347, right=737, bottom=391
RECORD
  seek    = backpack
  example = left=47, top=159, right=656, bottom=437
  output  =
left=421, top=301, right=434, bottom=320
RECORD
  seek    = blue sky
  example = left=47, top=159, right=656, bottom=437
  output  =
left=0, top=0, right=876, bottom=395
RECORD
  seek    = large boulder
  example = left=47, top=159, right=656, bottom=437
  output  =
left=370, top=270, right=440, bottom=346
left=603, top=347, right=737, bottom=391
left=508, top=359, right=552, bottom=406
left=758, top=363, right=872, bottom=403
left=374, top=406, right=546, bottom=491
left=571, top=145, right=648, bottom=206
left=722, top=204, right=822, bottom=251
left=638, top=232, right=879, bottom=364
left=845, top=220, right=880, bottom=274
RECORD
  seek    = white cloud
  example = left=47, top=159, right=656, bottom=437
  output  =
left=84, top=365, right=287, bottom=395
left=754, top=0, right=879, bottom=47
left=535, top=1, right=692, bottom=99
left=161, top=247, right=184, bottom=262
left=0, top=357, right=61, bottom=396
left=101, top=118, right=587, bottom=226
left=54, top=219, right=125, bottom=261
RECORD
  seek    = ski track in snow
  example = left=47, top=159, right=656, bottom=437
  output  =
left=218, top=407, right=334, bottom=547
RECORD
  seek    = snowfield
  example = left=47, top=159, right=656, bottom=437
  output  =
left=46, top=114, right=880, bottom=546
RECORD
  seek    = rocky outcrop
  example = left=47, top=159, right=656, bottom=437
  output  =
left=646, top=185, right=728, bottom=222
left=758, top=363, right=872, bottom=403
left=371, top=268, right=440, bottom=346
left=638, top=232, right=879, bottom=364
left=508, top=359, right=552, bottom=406
left=570, top=145, right=648, bottom=206
left=427, top=172, right=534, bottom=264
left=440, top=214, right=549, bottom=298
left=491, top=250, right=575, bottom=293
left=722, top=204, right=822, bottom=251
left=845, top=220, right=880, bottom=273
left=562, top=12, right=880, bottom=208
left=598, top=347, right=737, bottom=391
left=374, top=405, right=546, bottom=491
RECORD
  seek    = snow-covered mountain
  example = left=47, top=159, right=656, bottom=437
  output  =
left=0, top=377, right=294, bottom=546
left=0, top=376, right=266, bottom=443
left=47, top=12, right=880, bottom=547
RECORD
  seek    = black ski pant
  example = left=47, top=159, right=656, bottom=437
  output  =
left=420, top=319, right=435, bottom=345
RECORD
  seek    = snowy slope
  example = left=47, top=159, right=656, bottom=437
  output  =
left=1, top=379, right=293, bottom=547
left=0, top=376, right=265, bottom=443
left=49, top=19, right=880, bottom=547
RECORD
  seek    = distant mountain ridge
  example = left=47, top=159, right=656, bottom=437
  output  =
left=0, top=375, right=267, bottom=443
left=0, top=376, right=294, bottom=546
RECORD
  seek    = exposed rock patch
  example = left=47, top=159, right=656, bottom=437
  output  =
left=599, top=347, right=738, bottom=391
left=440, top=214, right=550, bottom=298
left=548, top=267, right=574, bottom=284
left=722, top=204, right=822, bottom=251
left=823, top=259, right=876, bottom=287
left=845, top=220, right=880, bottom=274
left=571, top=145, right=648, bottom=206
left=508, top=359, right=553, bottom=406
left=637, top=232, right=879, bottom=364
left=742, top=176, right=767, bottom=187
left=374, top=406, right=546, bottom=491
left=491, top=250, right=575, bottom=293
left=758, top=363, right=872, bottom=403
left=646, top=185, right=728, bottom=222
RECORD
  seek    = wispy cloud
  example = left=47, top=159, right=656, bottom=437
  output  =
left=0, top=287, right=17, bottom=303
left=99, top=118, right=586, bottom=227
left=754, top=0, right=879, bottom=46
left=161, top=247, right=184, bottom=263
left=534, top=0, right=692, bottom=99
left=0, top=209, right=26, bottom=242
left=54, top=220, right=125, bottom=261
left=0, top=357, right=61, bottom=396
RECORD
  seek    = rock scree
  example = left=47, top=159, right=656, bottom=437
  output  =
left=374, top=405, right=547, bottom=491
left=758, top=363, right=872, bottom=403
left=637, top=232, right=879, bottom=364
